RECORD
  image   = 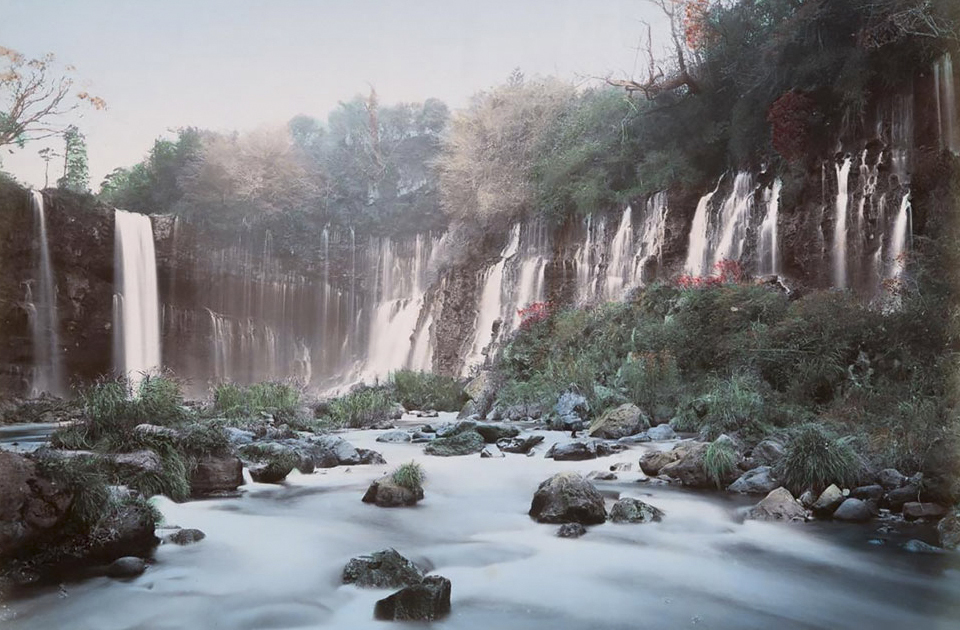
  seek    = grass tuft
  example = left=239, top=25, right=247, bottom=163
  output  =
left=777, top=424, right=861, bottom=495
left=391, top=461, right=425, bottom=491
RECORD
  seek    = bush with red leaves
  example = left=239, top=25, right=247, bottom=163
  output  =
left=768, top=91, right=815, bottom=163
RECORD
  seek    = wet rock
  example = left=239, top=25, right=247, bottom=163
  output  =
left=497, top=435, right=544, bottom=454
left=618, top=433, right=652, bottom=445
left=812, top=485, right=844, bottom=516
left=647, top=424, right=677, bottom=441
left=249, top=459, right=295, bottom=484
left=190, top=456, right=244, bottom=496
left=728, top=466, right=779, bottom=495
left=529, top=472, right=607, bottom=525
left=546, top=440, right=622, bottom=461
left=557, top=523, right=586, bottom=538
left=480, top=445, right=504, bottom=458
left=111, top=450, right=163, bottom=476
left=362, top=478, right=423, bottom=507
left=313, top=435, right=363, bottom=465
left=659, top=442, right=715, bottom=488
left=342, top=548, right=424, bottom=589
left=587, top=471, right=617, bottom=481
left=357, top=449, right=387, bottom=465
left=496, top=403, right=542, bottom=422
left=851, top=485, right=884, bottom=501
left=457, top=400, right=478, bottom=419
left=883, top=484, right=919, bottom=511
left=877, top=468, right=907, bottom=490
left=798, top=490, right=817, bottom=508
left=411, top=432, right=434, bottom=443
left=165, top=528, right=206, bottom=545
left=937, top=512, right=960, bottom=550
left=435, top=421, right=476, bottom=438
left=832, top=498, right=873, bottom=522
left=609, top=497, right=664, bottom=523
left=377, top=430, right=412, bottom=444
left=106, top=556, right=146, bottom=578
left=374, top=575, right=452, bottom=622
left=610, top=462, right=633, bottom=472
left=746, top=487, right=807, bottom=522
left=639, top=449, right=678, bottom=476
left=902, top=502, right=948, bottom=521
left=223, top=427, right=255, bottom=446
left=588, top=404, right=649, bottom=439
left=903, top=539, right=942, bottom=554
left=388, top=403, right=405, bottom=420
left=412, top=410, right=439, bottom=419
left=751, top=439, right=785, bottom=466
left=0, top=452, right=73, bottom=558
left=424, top=431, right=485, bottom=457
left=551, top=391, right=589, bottom=431
left=474, top=423, right=519, bottom=443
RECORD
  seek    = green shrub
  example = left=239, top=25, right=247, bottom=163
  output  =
left=615, top=350, right=681, bottom=414
left=391, top=370, right=464, bottom=411
left=391, top=461, right=425, bottom=491
left=695, top=372, right=769, bottom=441
left=323, top=387, right=395, bottom=428
left=34, top=453, right=113, bottom=530
left=212, top=381, right=302, bottom=422
left=777, top=424, right=861, bottom=495
left=702, top=440, right=738, bottom=489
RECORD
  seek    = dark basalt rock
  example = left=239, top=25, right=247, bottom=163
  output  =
left=557, top=523, right=586, bottom=538
left=190, top=455, right=244, bottom=496
left=609, top=497, right=664, bottom=523
left=497, top=435, right=544, bottom=454
left=423, top=431, right=484, bottom=457
left=362, top=478, right=423, bottom=507
left=529, top=472, right=607, bottom=525
left=165, top=528, right=206, bottom=545
left=342, top=548, right=424, bottom=589
left=374, top=575, right=452, bottom=621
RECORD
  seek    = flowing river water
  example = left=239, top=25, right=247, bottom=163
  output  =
left=2, top=414, right=959, bottom=629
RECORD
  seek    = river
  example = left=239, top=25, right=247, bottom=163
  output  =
left=2, top=414, right=959, bottom=629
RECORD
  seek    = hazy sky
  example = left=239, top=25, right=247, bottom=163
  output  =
left=1, top=0, right=666, bottom=188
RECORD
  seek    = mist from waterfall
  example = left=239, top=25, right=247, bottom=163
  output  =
left=114, top=209, right=161, bottom=389
left=27, top=190, right=64, bottom=396
left=833, top=156, right=853, bottom=289
left=887, top=192, right=912, bottom=280
left=757, top=179, right=782, bottom=276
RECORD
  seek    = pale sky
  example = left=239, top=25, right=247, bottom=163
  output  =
left=1, top=0, right=667, bottom=188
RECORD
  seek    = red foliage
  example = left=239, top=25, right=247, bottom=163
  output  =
left=768, top=90, right=816, bottom=163
left=680, top=0, right=715, bottom=50
left=517, top=301, right=552, bottom=330
left=675, top=259, right=744, bottom=288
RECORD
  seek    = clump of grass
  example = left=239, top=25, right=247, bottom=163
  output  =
left=391, top=461, right=425, bottom=491
left=615, top=350, right=681, bottom=414
left=321, top=386, right=395, bottom=428
left=694, top=372, right=769, bottom=441
left=390, top=370, right=464, bottom=411
left=34, top=453, right=114, bottom=530
left=702, top=440, right=738, bottom=489
left=212, top=381, right=303, bottom=422
left=777, top=424, right=861, bottom=495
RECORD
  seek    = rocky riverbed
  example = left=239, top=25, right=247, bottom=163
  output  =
left=2, top=413, right=959, bottom=629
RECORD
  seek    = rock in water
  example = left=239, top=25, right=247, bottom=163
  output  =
left=728, top=466, right=779, bottom=495
left=902, top=502, right=948, bottom=521
left=903, top=539, right=943, bottom=554
left=497, top=435, right=544, bottom=454
left=937, top=512, right=960, bottom=550
left=658, top=441, right=716, bottom=488
left=588, top=404, right=649, bottom=439
left=362, top=478, right=423, bottom=508
left=557, top=523, right=586, bottom=538
left=474, top=423, right=520, bottom=443
left=165, top=528, right=205, bottom=545
left=106, top=556, right=146, bottom=578
left=529, top=472, right=607, bottom=525
left=851, top=485, right=884, bottom=501
left=480, top=445, right=505, bottom=458
left=374, top=575, right=452, bottom=621
left=832, top=498, right=872, bottom=522
left=609, top=497, right=664, bottom=523
left=551, top=391, right=589, bottom=431
left=647, top=424, right=677, bottom=441
left=877, top=468, right=907, bottom=490
left=0, top=451, right=73, bottom=557
left=750, top=439, right=785, bottom=466
left=342, top=549, right=424, bottom=588
left=423, top=431, right=485, bottom=457
left=746, top=487, right=807, bottom=522
left=812, top=484, right=844, bottom=516
left=377, top=431, right=412, bottom=444
left=190, top=455, right=243, bottom=496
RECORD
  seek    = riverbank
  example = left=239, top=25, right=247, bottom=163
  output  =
left=2, top=414, right=959, bottom=629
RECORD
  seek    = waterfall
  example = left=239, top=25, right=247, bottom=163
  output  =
left=683, top=179, right=721, bottom=277
left=462, top=225, right=520, bottom=375
left=886, top=192, right=912, bottom=280
left=114, top=209, right=161, bottom=388
left=890, top=94, right=913, bottom=179
left=633, top=191, right=669, bottom=285
left=512, top=221, right=547, bottom=325
left=935, top=52, right=960, bottom=155
left=27, top=190, right=64, bottom=396
left=711, top=172, right=755, bottom=270
left=604, top=206, right=633, bottom=299
left=832, top=156, right=853, bottom=289
left=757, top=179, right=782, bottom=276
left=574, top=215, right=602, bottom=303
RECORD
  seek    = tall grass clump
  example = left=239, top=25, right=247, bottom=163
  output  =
left=777, top=424, right=861, bottom=495
left=212, top=381, right=302, bottom=422
left=34, top=453, right=114, bottom=530
left=390, top=370, right=464, bottom=411
left=391, top=461, right=425, bottom=492
left=695, top=371, right=769, bottom=441
left=702, top=440, right=738, bottom=489
left=615, top=350, right=681, bottom=414
left=323, top=387, right=395, bottom=428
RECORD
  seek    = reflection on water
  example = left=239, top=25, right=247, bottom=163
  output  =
left=0, top=423, right=59, bottom=453
left=4, top=414, right=960, bottom=629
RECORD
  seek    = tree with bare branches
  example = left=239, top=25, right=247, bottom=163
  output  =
left=0, top=46, right=105, bottom=150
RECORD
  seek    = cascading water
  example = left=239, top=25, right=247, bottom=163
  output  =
left=27, top=190, right=64, bottom=396
left=832, top=156, right=853, bottom=289
left=603, top=206, right=633, bottom=299
left=633, top=191, right=669, bottom=284
left=710, top=172, right=756, bottom=270
left=683, top=179, right=721, bottom=277
left=461, top=225, right=520, bottom=375
left=934, top=52, right=960, bottom=155
left=114, top=209, right=161, bottom=388
left=757, top=179, right=782, bottom=276
left=886, top=192, right=912, bottom=280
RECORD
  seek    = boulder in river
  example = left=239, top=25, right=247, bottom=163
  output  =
left=164, top=528, right=206, bottom=545
left=812, top=484, right=844, bottom=516
left=374, top=575, right=451, bottom=621
left=746, top=487, right=807, bottom=522
left=750, top=439, right=785, bottom=466
left=646, top=424, right=677, bottom=441
left=474, top=423, right=520, bottom=443
left=877, top=468, right=907, bottom=490
left=557, top=523, right=586, bottom=538
left=342, top=548, right=424, bottom=589
left=883, top=484, right=919, bottom=511
left=832, top=498, right=873, bottom=522
left=902, top=502, right=948, bottom=521
left=362, top=478, right=423, bottom=508
left=190, top=455, right=244, bottom=496
left=423, top=431, right=485, bottom=457
left=105, top=556, right=146, bottom=578
left=728, top=466, right=779, bottom=495
left=659, top=441, right=718, bottom=488
left=851, top=485, right=884, bottom=501
left=609, top=497, right=664, bottom=523
left=588, top=404, right=649, bottom=439
left=0, top=451, right=72, bottom=558
left=529, top=472, right=607, bottom=525
left=550, top=391, right=589, bottom=431
left=546, top=440, right=623, bottom=461
left=480, top=445, right=504, bottom=458
left=937, top=511, right=960, bottom=550
left=377, top=431, right=412, bottom=444
left=497, top=435, right=543, bottom=454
